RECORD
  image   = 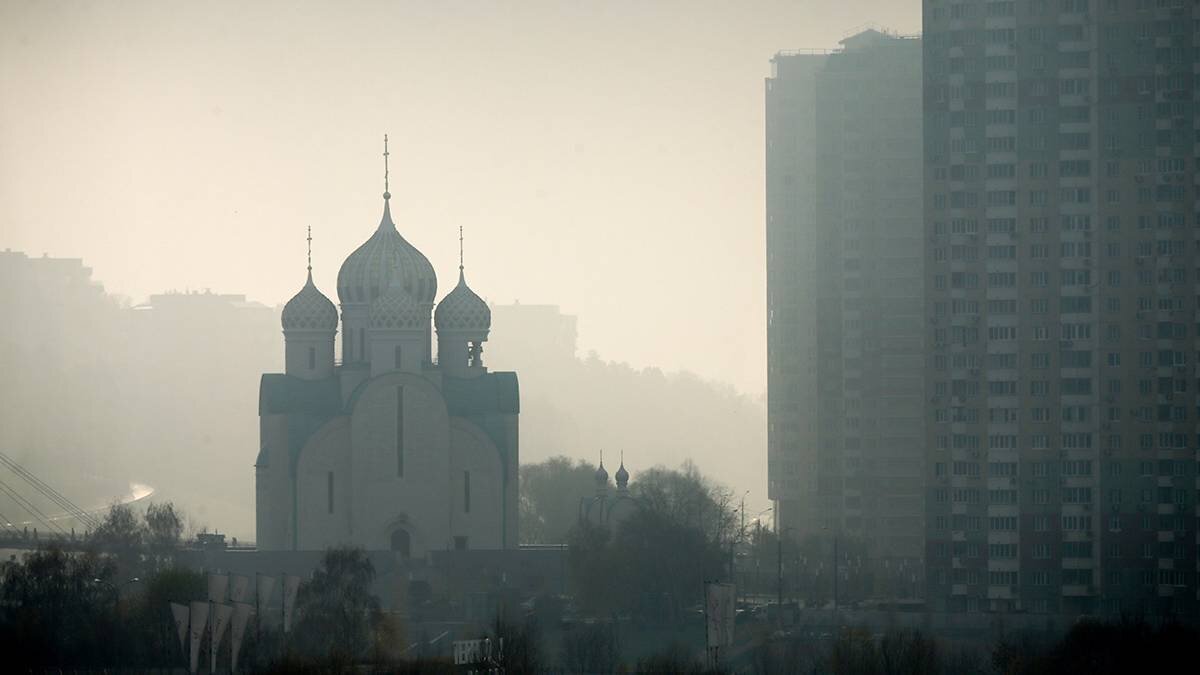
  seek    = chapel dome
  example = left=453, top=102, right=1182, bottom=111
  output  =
left=434, top=269, right=491, bottom=334
left=281, top=272, right=338, bottom=332
left=595, top=461, right=609, bottom=485
left=615, top=461, right=630, bottom=489
left=368, top=280, right=426, bottom=331
left=337, top=200, right=437, bottom=306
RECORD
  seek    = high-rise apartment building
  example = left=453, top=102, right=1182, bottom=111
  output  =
left=767, top=30, right=925, bottom=586
left=923, top=0, right=1198, bottom=616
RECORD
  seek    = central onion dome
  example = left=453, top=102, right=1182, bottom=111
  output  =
left=595, top=459, right=609, bottom=485
left=368, top=279, right=425, bottom=331
left=434, top=269, right=491, bottom=334
left=337, top=200, right=437, bottom=306
left=282, top=271, right=338, bottom=332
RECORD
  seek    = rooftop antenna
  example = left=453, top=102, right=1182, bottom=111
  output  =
left=382, top=134, right=391, bottom=200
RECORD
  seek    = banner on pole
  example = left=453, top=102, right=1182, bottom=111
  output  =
left=210, top=602, right=234, bottom=674
left=170, top=602, right=190, bottom=656
left=281, top=574, right=301, bottom=633
left=207, top=573, right=229, bottom=603
left=230, top=602, right=254, bottom=674
left=705, top=582, right=736, bottom=648
left=188, top=601, right=210, bottom=674
left=230, top=574, right=250, bottom=603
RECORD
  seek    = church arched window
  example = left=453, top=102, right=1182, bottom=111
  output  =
left=394, top=345, right=402, bottom=370
left=308, top=346, right=316, bottom=370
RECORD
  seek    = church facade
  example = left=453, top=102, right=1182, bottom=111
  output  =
left=255, top=169, right=518, bottom=556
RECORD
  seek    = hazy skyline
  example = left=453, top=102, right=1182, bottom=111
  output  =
left=1, top=0, right=918, bottom=394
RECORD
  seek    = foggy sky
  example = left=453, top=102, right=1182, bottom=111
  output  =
left=0, top=0, right=918, bottom=395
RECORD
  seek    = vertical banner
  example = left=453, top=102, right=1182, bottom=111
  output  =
left=170, top=602, right=190, bottom=657
left=255, top=574, right=276, bottom=614
left=281, top=574, right=302, bottom=633
left=705, top=582, right=736, bottom=649
left=230, top=574, right=251, bottom=603
left=188, top=600, right=210, bottom=675
left=210, top=602, right=234, bottom=674
left=230, top=602, right=254, bottom=674
left=207, top=573, right=229, bottom=603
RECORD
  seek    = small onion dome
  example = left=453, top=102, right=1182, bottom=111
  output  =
left=615, top=461, right=629, bottom=489
left=337, top=200, right=438, bottom=306
left=368, top=280, right=426, bottom=331
left=594, top=461, right=609, bottom=486
left=434, top=269, right=491, bottom=334
left=281, top=271, right=338, bottom=332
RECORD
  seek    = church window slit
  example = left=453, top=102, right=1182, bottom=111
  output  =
left=396, top=386, right=405, bottom=477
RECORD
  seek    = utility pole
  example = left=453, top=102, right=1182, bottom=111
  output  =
left=832, top=532, right=839, bottom=613
left=733, top=491, right=748, bottom=596
left=776, top=530, right=782, bottom=613
left=776, top=525, right=792, bottom=623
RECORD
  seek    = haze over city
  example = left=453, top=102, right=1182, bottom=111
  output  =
left=2, top=0, right=1199, bottom=672
left=2, top=0, right=917, bottom=395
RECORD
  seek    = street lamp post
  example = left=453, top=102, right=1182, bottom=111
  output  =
left=730, top=491, right=749, bottom=597
left=821, top=525, right=839, bottom=613
left=776, top=525, right=793, bottom=625
left=94, top=576, right=141, bottom=670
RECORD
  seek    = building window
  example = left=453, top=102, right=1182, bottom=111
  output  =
left=463, top=471, right=471, bottom=513
left=455, top=536, right=468, bottom=551
left=359, top=329, right=365, bottom=363
left=327, top=471, right=334, bottom=514
left=394, top=345, right=402, bottom=370
left=308, top=346, right=316, bottom=370
left=396, top=387, right=405, bottom=477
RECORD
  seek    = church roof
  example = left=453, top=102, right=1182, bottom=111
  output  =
left=281, top=271, right=338, bottom=332
left=368, top=279, right=426, bottom=330
left=336, top=200, right=437, bottom=306
left=434, top=269, right=491, bottom=335
left=442, top=371, right=520, bottom=416
left=259, top=373, right=343, bottom=417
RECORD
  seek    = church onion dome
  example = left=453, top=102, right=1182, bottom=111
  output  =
left=368, top=280, right=426, bottom=331
left=337, top=200, right=438, bottom=306
left=595, top=460, right=609, bottom=485
left=615, top=461, right=629, bottom=489
left=281, top=271, right=338, bottom=332
left=434, top=269, right=491, bottom=334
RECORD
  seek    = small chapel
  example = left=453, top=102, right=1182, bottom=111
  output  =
left=255, top=140, right=519, bottom=555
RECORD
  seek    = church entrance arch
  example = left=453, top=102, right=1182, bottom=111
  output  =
left=390, top=528, right=411, bottom=558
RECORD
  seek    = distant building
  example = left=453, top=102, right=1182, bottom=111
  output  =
left=766, top=30, right=924, bottom=582
left=487, top=302, right=579, bottom=370
left=579, top=456, right=638, bottom=529
left=255, top=167, right=520, bottom=555
left=0, top=249, right=112, bottom=355
left=922, top=1, right=1199, bottom=616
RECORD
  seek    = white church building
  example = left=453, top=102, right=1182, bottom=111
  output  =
left=255, top=149, right=519, bottom=556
